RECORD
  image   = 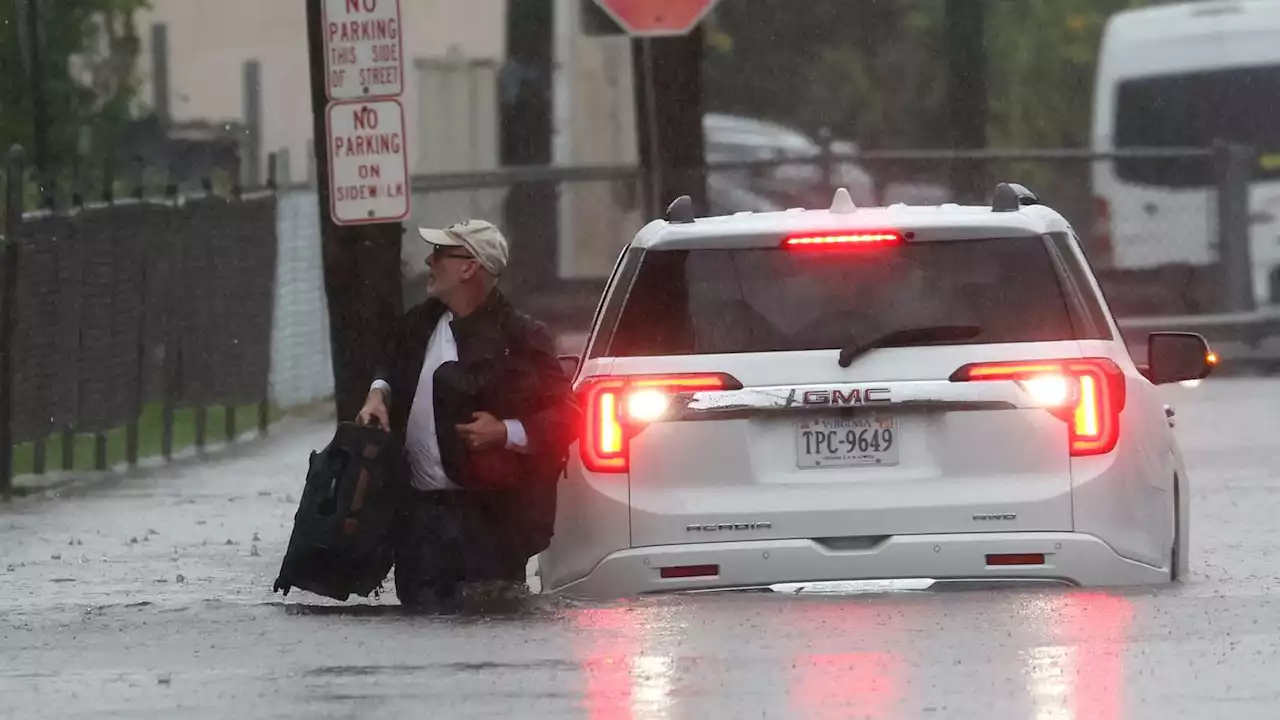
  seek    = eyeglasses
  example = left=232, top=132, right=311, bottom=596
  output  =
left=428, top=246, right=474, bottom=262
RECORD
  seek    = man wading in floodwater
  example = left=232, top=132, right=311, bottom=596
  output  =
left=356, top=219, right=579, bottom=609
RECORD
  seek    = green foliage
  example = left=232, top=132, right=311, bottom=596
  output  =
left=985, top=0, right=1155, bottom=149
left=705, top=0, right=1164, bottom=150
left=0, top=0, right=150, bottom=199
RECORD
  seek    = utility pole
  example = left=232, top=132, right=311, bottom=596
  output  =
left=581, top=1, right=709, bottom=216
left=305, top=0, right=404, bottom=423
left=632, top=28, right=707, bottom=217
left=945, top=0, right=988, bottom=203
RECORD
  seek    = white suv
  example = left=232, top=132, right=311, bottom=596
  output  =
left=539, top=185, right=1217, bottom=600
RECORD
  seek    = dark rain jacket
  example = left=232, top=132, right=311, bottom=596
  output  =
left=374, top=290, right=580, bottom=558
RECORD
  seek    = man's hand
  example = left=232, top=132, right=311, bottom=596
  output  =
left=356, top=389, right=390, bottom=431
left=456, top=411, right=508, bottom=451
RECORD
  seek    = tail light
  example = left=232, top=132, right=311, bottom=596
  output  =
left=951, top=359, right=1126, bottom=456
left=578, top=373, right=741, bottom=473
left=784, top=231, right=904, bottom=248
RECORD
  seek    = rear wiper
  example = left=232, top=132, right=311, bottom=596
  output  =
left=837, top=325, right=983, bottom=368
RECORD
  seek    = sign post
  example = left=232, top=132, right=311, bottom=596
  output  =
left=307, top=0, right=406, bottom=423
left=591, top=0, right=716, bottom=217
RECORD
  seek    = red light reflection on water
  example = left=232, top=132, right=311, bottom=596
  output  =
left=568, top=590, right=1131, bottom=719
left=786, top=601, right=903, bottom=719
left=1061, top=592, right=1134, bottom=720
left=574, top=607, right=638, bottom=720
left=790, top=652, right=901, bottom=719
left=1022, top=590, right=1135, bottom=719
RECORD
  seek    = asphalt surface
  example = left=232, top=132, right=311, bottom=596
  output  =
left=4, top=377, right=1280, bottom=719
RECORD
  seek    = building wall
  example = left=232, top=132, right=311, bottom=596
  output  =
left=133, top=0, right=507, bottom=182
left=135, top=0, right=640, bottom=299
left=558, top=27, right=642, bottom=279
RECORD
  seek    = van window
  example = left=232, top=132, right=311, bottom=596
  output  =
left=606, top=238, right=1092, bottom=358
left=1115, top=64, right=1280, bottom=187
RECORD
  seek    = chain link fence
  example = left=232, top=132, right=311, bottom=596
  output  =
left=269, top=188, right=335, bottom=410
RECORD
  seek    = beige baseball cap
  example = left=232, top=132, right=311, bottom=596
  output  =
left=418, top=219, right=510, bottom=276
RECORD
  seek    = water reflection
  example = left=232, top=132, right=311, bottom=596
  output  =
left=570, top=589, right=1134, bottom=719
left=575, top=608, right=636, bottom=719
left=575, top=606, right=678, bottom=719
left=1023, top=591, right=1135, bottom=720
left=786, top=601, right=903, bottom=719
left=790, top=652, right=901, bottom=719
left=631, top=655, right=677, bottom=718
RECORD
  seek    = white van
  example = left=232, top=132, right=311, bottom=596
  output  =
left=1091, top=0, right=1280, bottom=307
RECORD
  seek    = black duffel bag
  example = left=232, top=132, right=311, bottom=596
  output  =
left=272, top=422, right=400, bottom=601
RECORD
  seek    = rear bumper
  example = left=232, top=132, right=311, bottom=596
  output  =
left=544, top=532, right=1167, bottom=601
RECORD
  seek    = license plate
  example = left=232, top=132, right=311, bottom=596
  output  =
left=796, top=414, right=899, bottom=469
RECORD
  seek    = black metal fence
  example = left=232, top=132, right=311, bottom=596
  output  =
left=1, top=146, right=281, bottom=498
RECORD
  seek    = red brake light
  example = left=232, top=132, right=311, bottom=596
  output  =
left=581, top=378, right=628, bottom=473
left=951, top=358, right=1126, bottom=457
left=579, top=373, right=739, bottom=474
left=784, top=231, right=903, bottom=248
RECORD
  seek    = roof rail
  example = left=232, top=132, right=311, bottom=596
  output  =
left=666, top=195, right=696, bottom=224
left=991, top=183, right=1039, bottom=212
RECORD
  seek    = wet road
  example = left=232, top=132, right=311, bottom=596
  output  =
left=4, top=378, right=1280, bottom=719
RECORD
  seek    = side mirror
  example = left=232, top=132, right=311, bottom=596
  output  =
left=558, top=354, right=581, bottom=378
left=1147, top=332, right=1218, bottom=384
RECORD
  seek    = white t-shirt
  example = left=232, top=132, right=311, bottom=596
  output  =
left=373, top=312, right=530, bottom=492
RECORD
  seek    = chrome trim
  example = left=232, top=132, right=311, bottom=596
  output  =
left=673, top=379, right=1042, bottom=419
left=687, top=522, right=774, bottom=533
left=973, top=513, right=1018, bottom=521
left=671, top=577, right=1076, bottom=596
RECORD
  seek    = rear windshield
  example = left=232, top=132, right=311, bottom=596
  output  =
left=1114, top=64, right=1280, bottom=187
left=605, top=237, right=1093, bottom=357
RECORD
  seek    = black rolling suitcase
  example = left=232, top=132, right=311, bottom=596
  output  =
left=272, top=422, right=400, bottom=601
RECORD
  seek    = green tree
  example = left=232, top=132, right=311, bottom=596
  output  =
left=985, top=0, right=1155, bottom=148
left=0, top=0, right=150, bottom=197
left=704, top=0, right=925, bottom=145
left=705, top=0, right=1162, bottom=150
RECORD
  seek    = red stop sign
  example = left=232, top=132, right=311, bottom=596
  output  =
left=592, top=0, right=722, bottom=37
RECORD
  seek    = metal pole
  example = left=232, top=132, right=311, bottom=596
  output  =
left=1, top=146, right=24, bottom=500
left=306, top=0, right=404, bottom=423
left=151, top=23, right=171, bottom=126
left=552, top=0, right=577, bottom=278
left=945, top=0, right=988, bottom=203
left=639, top=37, right=662, bottom=218
left=25, top=0, right=52, bottom=198
left=631, top=29, right=707, bottom=218
left=243, top=60, right=263, bottom=189
left=818, top=127, right=835, bottom=200
left=1216, top=142, right=1256, bottom=313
